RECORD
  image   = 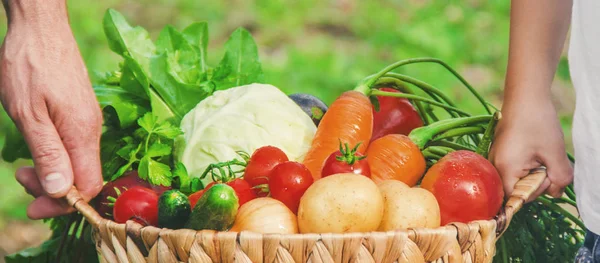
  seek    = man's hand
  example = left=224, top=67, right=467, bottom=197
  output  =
left=490, top=95, right=573, bottom=201
left=0, top=0, right=103, bottom=219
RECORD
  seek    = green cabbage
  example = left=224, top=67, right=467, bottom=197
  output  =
left=175, top=83, right=317, bottom=185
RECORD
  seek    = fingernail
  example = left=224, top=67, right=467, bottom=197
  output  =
left=44, top=173, right=68, bottom=194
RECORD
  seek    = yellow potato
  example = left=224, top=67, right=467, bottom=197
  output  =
left=298, top=173, right=384, bottom=233
left=378, top=180, right=440, bottom=231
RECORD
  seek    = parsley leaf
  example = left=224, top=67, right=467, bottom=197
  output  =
left=137, top=112, right=158, bottom=133
left=146, top=143, right=172, bottom=158
left=153, top=121, right=183, bottom=139
left=139, top=156, right=172, bottom=186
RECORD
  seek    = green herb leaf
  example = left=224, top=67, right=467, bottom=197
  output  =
left=103, top=9, right=154, bottom=72
left=212, top=28, right=264, bottom=90
left=95, top=70, right=121, bottom=86
left=173, top=162, right=189, bottom=179
left=103, top=10, right=179, bottom=123
left=146, top=143, right=172, bottom=158
left=100, top=129, right=129, bottom=180
left=148, top=52, right=214, bottom=119
left=120, top=58, right=149, bottom=99
left=94, top=84, right=150, bottom=128
left=137, top=112, right=158, bottom=133
left=148, top=88, right=177, bottom=123
left=111, top=141, right=141, bottom=180
left=154, top=121, right=183, bottom=139
left=494, top=200, right=583, bottom=262
left=138, top=156, right=172, bottom=186
left=6, top=215, right=98, bottom=263
left=182, top=22, right=209, bottom=73
left=156, top=25, right=203, bottom=83
left=1, top=122, right=31, bottom=162
left=173, top=162, right=190, bottom=193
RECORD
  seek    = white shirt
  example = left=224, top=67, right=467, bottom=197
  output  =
left=569, top=0, right=600, bottom=234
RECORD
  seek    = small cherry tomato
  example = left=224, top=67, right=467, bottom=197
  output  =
left=244, top=146, right=289, bottom=196
left=268, top=161, right=314, bottom=213
left=321, top=141, right=371, bottom=178
left=113, top=186, right=159, bottom=226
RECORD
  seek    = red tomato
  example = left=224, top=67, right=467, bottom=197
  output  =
left=92, top=170, right=170, bottom=219
left=321, top=142, right=371, bottom=178
left=188, top=179, right=256, bottom=208
left=226, top=179, right=257, bottom=206
left=268, top=161, right=314, bottom=213
left=244, top=146, right=289, bottom=196
left=420, top=150, right=504, bottom=225
left=371, top=87, right=423, bottom=141
left=113, top=186, right=159, bottom=226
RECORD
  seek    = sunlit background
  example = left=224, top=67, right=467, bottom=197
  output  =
left=0, top=0, right=574, bottom=259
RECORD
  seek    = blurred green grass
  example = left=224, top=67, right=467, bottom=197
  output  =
left=0, top=0, right=575, bottom=252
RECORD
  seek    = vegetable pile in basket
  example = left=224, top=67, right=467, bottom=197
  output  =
left=2, top=9, right=584, bottom=263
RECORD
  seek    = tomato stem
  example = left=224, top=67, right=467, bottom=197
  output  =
left=199, top=153, right=248, bottom=182
left=253, top=184, right=270, bottom=195
left=476, top=111, right=501, bottom=158
left=409, top=115, right=492, bottom=150
left=336, top=140, right=366, bottom=165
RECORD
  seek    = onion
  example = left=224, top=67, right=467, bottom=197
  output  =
left=229, top=197, right=298, bottom=234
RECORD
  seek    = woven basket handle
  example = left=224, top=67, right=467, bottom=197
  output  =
left=495, top=167, right=547, bottom=237
left=66, top=187, right=105, bottom=228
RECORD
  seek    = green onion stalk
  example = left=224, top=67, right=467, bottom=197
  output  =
left=356, top=58, right=496, bottom=145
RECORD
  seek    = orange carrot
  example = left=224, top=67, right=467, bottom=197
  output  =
left=366, top=134, right=426, bottom=186
left=302, top=91, right=373, bottom=180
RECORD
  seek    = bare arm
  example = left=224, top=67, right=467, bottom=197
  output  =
left=1, top=0, right=103, bottom=219
left=491, top=0, right=573, bottom=199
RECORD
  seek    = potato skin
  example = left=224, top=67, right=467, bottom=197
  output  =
left=297, top=173, right=384, bottom=233
left=377, top=180, right=440, bottom=231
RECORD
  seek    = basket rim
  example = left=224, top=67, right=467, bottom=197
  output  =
left=67, top=168, right=546, bottom=239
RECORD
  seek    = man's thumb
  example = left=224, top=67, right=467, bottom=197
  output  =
left=20, top=116, right=74, bottom=198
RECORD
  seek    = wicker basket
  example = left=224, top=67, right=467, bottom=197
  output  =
left=65, top=168, right=546, bottom=263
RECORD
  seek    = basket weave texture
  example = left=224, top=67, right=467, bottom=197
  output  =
left=66, top=169, right=546, bottom=263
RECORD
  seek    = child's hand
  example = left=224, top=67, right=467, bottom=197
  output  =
left=489, top=95, right=573, bottom=201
